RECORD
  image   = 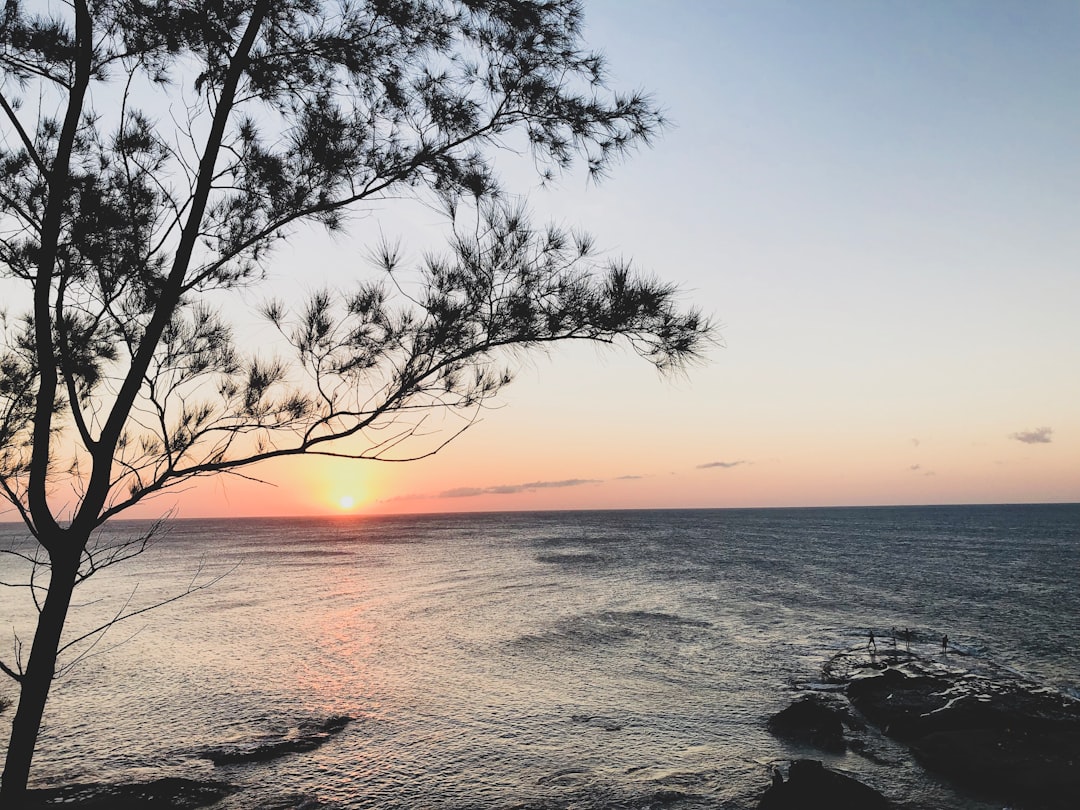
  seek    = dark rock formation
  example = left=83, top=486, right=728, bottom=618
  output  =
left=198, top=714, right=353, bottom=766
left=912, top=727, right=1080, bottom=803
left=836, top=653, right=1080, bottom=809
left=756, top=759, right=891, bottom=809
left=26, top=777, right=234, bottom=809
left=846, top=667, right=952, bottom=739
left=767, top=696, right=847, bottom=752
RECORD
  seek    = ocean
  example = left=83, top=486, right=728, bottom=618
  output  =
left=0, top=503, right=1077, bottom=808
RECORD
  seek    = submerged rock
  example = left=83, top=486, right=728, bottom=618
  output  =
left=756, top=759, right=891, bottom=809
left=198, top=714, right=353, bottom=766
left=647, top=787, right=688, bottom=805
left=26, top=777, right=234, bottom=809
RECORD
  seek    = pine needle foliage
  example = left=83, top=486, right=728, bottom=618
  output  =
left=0, top=1, right=712, bottom=799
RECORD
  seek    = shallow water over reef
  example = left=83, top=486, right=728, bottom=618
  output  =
left=1, top=504, right=1077, bottom=808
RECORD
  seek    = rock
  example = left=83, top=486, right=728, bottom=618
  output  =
left=846, top=668, right=951, bottom=739
left=198, top=714, right=354, bottom=765
left=26, top=777, right=235, bottom=809
left=838, top=653, right=1080, bottom=809
left=911, top=726, right=1080, bottom=808
left=648, top=788, right=687, bottom=805
left=756, top=759, right=891, bottom=809
left=767, top=697, right=847, bottom=752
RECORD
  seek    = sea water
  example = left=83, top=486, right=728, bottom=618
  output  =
left=0, top=504, right=1077, bottom=808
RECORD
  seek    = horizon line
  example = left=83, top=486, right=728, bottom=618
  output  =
left=2, top=499, right=1077, bottom=525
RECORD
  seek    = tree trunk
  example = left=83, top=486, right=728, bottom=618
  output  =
left=1, top=552, right=80, bottom=804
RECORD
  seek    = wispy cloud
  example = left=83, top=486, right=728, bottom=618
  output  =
left=697, top=460, right=748, bottom=470
left=438, top=479, right=601, bottom=499
left=1010, top=427, right=1053, bottom=444
left=379, top=475, right=647, bottom=504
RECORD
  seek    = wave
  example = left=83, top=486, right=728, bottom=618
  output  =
left=512, top=610, right=712, bottom=651
left=535, top=551, right=608, bottom=566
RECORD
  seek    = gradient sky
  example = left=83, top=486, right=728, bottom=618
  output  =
left=137, top=1, right=1080, bottom=517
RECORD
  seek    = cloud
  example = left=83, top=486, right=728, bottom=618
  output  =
left=909, top=464, right=921, bottom=471
left=910, top=438, right=920, bottom=448
left=379, top=476, right=631, bottom=504
left=438, top=478, right=601, bottom=498
left=1010, top=427, right=1053, bottom=444
left=697, top=460, right=748, bottom=470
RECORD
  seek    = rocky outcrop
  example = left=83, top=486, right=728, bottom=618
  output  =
left=845, top=667, right=952, bottom=738
left=833, top=652, right=1080, bottom=809
left=912, top=726, right=1080, bottom=803
left=756, top=759, right=891, bottom=809
left=766, top=696, right=847, bottom=752
left=766, top=645, right=1080, bottom=809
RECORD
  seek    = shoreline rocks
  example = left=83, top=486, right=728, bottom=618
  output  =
left=767, top=647, right=1080, bottom=809
left=757, top=759, right=891, bottom=809
left=26, top=713, right=355, bottom=808
left=844, top=658, right=1080, bottom=808
left=766, top=696, right=848, bottom=753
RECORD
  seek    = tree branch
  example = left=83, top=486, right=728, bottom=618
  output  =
left=27, top=0, right=94, bottom=545
left=0, top=92, right=48, bottom=181
left=78, top=0, right=273, bottom=533
left=56, top=562, right=235, bottom=663
left=0, top=658, right=22, bottom=684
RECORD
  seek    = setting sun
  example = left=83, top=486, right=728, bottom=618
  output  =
left=338, top=495, right=356, bottom=510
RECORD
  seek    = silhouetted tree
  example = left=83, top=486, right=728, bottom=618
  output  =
left=0, top=1, right=710, bottom=799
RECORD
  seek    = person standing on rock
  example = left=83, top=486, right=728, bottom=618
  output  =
left=941, top=634, right=948, bottom=654
left=867, top=630, right=877, bottom=654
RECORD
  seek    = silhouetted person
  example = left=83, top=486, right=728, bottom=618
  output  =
left=867, top=630, right=876, bottom=653
left=941, top=634, right=948, bottom=654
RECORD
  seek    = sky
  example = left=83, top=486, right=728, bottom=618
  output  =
left=104, top=1, right=1080, bottom=517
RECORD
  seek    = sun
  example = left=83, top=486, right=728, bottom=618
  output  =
left=337, top=495, right=356, bottom=510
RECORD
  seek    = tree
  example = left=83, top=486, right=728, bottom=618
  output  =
left=0, top=0, right=710, bottom=800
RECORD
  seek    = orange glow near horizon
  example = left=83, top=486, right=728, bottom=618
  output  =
left=97, top=404, right=1079, bottom=521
